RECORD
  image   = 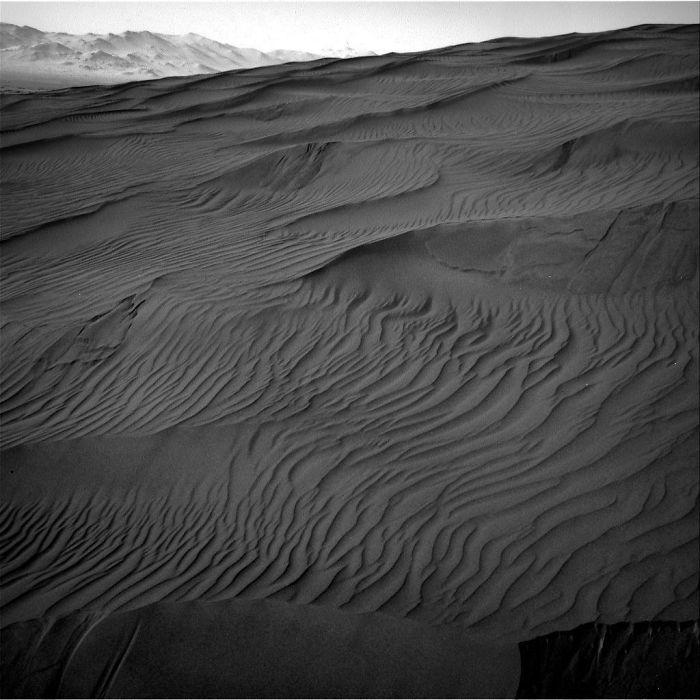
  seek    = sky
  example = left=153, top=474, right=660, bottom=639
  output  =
left=1, top=1, right=698, bottom=54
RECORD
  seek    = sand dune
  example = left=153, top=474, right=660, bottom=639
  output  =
left=1, top=24, right=698, bottom=696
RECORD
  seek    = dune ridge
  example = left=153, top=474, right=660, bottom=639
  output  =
left=1, top=24, right=698, bottom=696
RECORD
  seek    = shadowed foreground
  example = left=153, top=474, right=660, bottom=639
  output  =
left=518, top=619, right=700, bottom=698
left=1, top=23, right=698, bottom=697
left=0, top=598, right=519, bottom=698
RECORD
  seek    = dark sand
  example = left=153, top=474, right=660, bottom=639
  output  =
left=1, top=24, right=698, bottom=697
left=1, top=597, right=519, bottom=698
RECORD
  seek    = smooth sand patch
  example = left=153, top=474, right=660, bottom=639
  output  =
left=2, top=598, right=520, bottom=698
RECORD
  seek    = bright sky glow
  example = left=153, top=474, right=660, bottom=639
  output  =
left=1, top=1, right=697, bottom=54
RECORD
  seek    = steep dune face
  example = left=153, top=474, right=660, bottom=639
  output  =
left=518, top=619, right=700, bottom=697
left=1, top=24, right=698, bottom=694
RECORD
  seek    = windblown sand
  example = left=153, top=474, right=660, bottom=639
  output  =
left=1, top=24, right=698, bottom=697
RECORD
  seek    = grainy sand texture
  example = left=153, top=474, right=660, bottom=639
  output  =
left=1, top=23, right=698, bottom=698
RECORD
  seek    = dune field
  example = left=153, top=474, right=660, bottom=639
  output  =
left=1, top=23, right=698, bottom=697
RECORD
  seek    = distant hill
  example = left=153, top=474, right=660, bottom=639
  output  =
left=0, top=23, right=375, bottom=88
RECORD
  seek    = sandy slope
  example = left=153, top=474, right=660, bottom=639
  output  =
left=1, top=24, right=698, bottom=696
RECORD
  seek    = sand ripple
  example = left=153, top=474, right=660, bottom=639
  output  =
left=1, top=25, right=698, bottom=660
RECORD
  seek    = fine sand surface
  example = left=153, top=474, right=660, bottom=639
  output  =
left=1, top=24, right=698, bottom=697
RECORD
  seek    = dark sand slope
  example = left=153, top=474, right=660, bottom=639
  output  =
left=1, top=24, right=698, bottom=696
left=0, top=598, right=519, bottom=698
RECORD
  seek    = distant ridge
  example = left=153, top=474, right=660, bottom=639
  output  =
left=0, top=23, right=375, bottom=89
